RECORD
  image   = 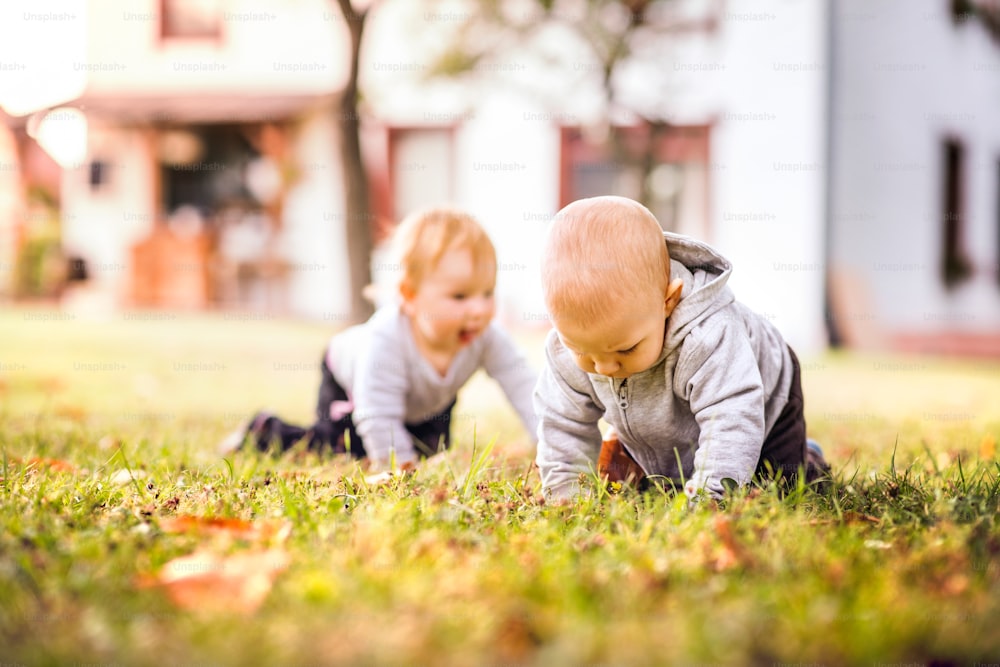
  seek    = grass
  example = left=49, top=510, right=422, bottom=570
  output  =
left=2, top=306, right=1000, bottom=666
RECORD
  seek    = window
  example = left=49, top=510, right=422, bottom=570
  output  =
left=951, top=0, right=974, bottom=24
left=951, top=0, right=1000, bottom=42
left=388, top=127, right=455, bottom=220
left=88, top=159, right=108, bottom=191
left=160, top=0, right=222, bottom=40
left=158, top=124, right=260, bottom=219
left=560, top=124, right=711, bottom=239
left=941, top=138, right=972, bottom=288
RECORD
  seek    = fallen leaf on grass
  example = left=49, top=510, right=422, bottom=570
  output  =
left=493, top=611, right=542, bottom=663
left=981, top=434, right=996, bottom=460
left=137, top=548, right=291, bottom=614
left=711, top=515, right=753, bottom=572
left=8, top=456, right=81, bottom=474
left=158, top=515, right=292, bottom=545
left=942, top=573, right=969, bottom=596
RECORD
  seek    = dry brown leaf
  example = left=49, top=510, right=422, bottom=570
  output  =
left=980, top=434, right=996, bottom=460
left=942, top=573, right=969, bottom=596
left=138, top=548, right=291, bottom=614
left=493, top=611, right=542, bottom=663
left=158, top=515, right=291, bottom=544
left=712, top=515, right=751, bottom=572
left=10, top=456, right=81, bottom=474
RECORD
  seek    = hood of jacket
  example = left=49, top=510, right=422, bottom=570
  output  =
left=657, top=231, right=736, bottom=361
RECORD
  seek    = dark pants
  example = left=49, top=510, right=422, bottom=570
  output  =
left=246, top=351, right=455, bottom=459
left=754, top=345, right=824, bottom=483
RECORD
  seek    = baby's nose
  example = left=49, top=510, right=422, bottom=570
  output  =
left=467, top=295, right=491, bottom=317
left=593, top=359, right=620, bottom=376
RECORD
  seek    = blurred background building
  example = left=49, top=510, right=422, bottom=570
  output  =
left=2, top=0, right=999, bottom=357
left=1, top=0, right=349, bottom=317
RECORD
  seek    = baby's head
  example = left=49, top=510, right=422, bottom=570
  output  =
left=394, top=207, right=496, bottom=293
left=541, top=196, right=682, bottom=377
left=393, top=207, right=498, bottom=348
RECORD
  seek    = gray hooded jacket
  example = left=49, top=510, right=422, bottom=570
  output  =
left=327, top=306, right=538, bottom=465
left=534, top=232, right=794, bottom=500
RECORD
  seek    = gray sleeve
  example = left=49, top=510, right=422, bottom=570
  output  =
left=352, top=325, right=418, bottom=466
left=480, top=325, right=539, bottom=440
left=533, top=334, right=605, bottom=500
left=674, top=320, right=765, bottom=499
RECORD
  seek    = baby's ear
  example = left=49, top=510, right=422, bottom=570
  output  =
left=664, top=278, right=684, bottom=317
left=398, top=280, right=415, bottom=303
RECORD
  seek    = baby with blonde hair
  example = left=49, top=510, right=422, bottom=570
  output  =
left=534, top=195, right=828, bottom=500
left=224, top=206, right=537, bottom=468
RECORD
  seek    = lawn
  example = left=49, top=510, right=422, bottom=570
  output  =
left=1, top=306, right=999, bottom=666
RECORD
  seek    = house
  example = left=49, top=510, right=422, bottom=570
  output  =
left=826, top=0, right=1000, bottom=356
left=360, top=0, right=1000, bottom=357
left=359, top=0, right=828, bottom=353
left=6, top=0, right=1000, bottom=358
left=1, top=0, right=356, bottom=319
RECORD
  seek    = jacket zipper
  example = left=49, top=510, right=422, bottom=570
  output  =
left=613, top=377, right=632, bottom=437
left=611, top=378, right=635, bottom=458
left=612, top=377, right=646, bottom=469
left=617, top=378, right=629, bottom=409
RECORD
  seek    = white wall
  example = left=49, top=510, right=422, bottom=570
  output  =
left=453, top=90, right=561, bottom=328
left=280, top=107, right=351, bottom=322
left=829, top=0, right=1000, bottom=335
left=83, top=0, right=346, bottom=96
left=684, top=1, right=830, bottom=354
left=61, top=124, right=157, bottom=306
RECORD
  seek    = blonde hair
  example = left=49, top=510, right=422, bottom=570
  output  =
left=541, top=196, right=670, bottom=324
left=392, top=207, right=497, bottom=291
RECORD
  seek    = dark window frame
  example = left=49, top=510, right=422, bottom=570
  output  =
left=941, top=137, right=972, bottom=289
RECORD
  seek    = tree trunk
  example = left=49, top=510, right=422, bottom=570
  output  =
left=335, top=0, right=374, bottom=324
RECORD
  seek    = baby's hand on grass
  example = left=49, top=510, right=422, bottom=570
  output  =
left=363, top=458, right=417, bottom=485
